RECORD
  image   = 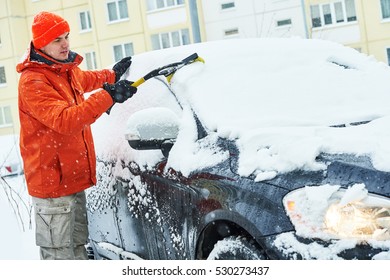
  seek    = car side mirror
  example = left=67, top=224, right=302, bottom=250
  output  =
left=125, top=107, right=180, bottom=157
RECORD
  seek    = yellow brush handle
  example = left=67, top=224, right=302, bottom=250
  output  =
left=130, top=56, right=205, bottom=86
left=131, top=78, right=145, bottom=87
left=195, top=57, right=205, bottom=63
left=166, top=57, right=205, bottom=83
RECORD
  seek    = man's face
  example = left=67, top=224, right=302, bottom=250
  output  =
left=40, top=32, right=70, bottom=61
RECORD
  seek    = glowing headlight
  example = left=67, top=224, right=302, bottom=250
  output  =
left=324, top=202, right=390, bottom=240
left=283, top=184, right=390, bottom=241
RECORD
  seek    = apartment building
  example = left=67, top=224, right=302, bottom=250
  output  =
left=305, top=0, right=360, bottom=46
left=201, top=0, right=390, bottom=65
left=360, top=0, right=390, bottom=64
left=305, top=0, right=390, bottom=63
left=201, top=0, right=308, bottom=40
left=0, top=0, right=205, bottom=136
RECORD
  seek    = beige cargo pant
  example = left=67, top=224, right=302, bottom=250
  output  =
left=32, top=191, right=89, bottom=260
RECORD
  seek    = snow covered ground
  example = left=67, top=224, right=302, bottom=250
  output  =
left=0, top=174, right=39, bottom=259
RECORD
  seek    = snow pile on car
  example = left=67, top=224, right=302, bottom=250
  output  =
left=92, top=37, right=390, bottom=180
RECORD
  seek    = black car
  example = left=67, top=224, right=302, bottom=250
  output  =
left=87, top=38, right=390, bottom=260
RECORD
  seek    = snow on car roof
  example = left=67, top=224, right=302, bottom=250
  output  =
left=92, top=37, right=390, bottom=181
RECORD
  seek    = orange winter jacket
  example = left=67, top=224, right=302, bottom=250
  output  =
left=16, top=45, right=116, bottom=198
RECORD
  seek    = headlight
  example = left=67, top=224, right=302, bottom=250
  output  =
left=283, top=184, right=390, bottom=241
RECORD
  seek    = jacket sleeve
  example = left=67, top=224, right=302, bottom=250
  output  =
left=18, top=71, right=114, bottom=135
left=76, top=68, right=116, bottom=93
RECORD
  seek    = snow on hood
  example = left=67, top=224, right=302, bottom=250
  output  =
left=92, top=37, right=390, bottom=181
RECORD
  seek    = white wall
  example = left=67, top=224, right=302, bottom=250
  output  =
left=147, top=6, right=188, bottom=29
left=201, top=0, right=308, bottom=41
left=311, top=23, right=361, bottom=45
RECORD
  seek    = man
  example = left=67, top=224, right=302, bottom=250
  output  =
left=16, top=11, right=137, bottom=260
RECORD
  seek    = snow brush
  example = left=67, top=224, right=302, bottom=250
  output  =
left=131, top=53, right=205, bottom=87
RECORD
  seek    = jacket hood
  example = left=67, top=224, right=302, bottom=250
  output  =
left=16, top=42, right=83, bottom=74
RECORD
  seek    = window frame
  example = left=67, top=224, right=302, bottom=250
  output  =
left=224, top=27, right=239, bottom=37
left=221, top=2, right=236, bottom=11
left=276, top=18, right=292, bottom=28
left=112, top=42, right=134, bottom=63
left=107, top=0, right=129, bottom=23
left=380, top=0, right=390, bottom=20
left=84, top=51, right=97, bottom=70
left=79, top=11, right=92, bottom=32
left=386, top=47, right=390, bottom=66
left=310, top=0, right=357, bottom=29
left=0, top=66, right=7, bottom=86
left=151, top=29, right=190, bottom=50
left=334, top=2, right=345, bottom=23
left=146, top=0, right=185, bottom=12
left=0, top=105, right=13, bottom=127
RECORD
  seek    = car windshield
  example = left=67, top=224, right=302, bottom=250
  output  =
left=172, top=39, right=390, bottom=131
left=92, top=38, right=390, bottom=181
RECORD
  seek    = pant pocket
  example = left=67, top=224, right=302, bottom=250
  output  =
left=35, top=205, right=72, bottom=248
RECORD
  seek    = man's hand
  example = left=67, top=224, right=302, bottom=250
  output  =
left=103, top=80, right=137, bottom=103
left=112, top=56, right=132, bottom=82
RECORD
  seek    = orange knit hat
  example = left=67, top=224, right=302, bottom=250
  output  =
left=32, top=11, right=70, bottom=49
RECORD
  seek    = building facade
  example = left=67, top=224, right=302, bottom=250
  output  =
left=201, top=0, right=390, bottom=65
left=201, top=0, right=308, bottom=40
left=305, top=0, right=390, bottom=63
left=360, top=0, right=390, bottom=64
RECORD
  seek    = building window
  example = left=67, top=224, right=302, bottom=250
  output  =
left=0, top=66, right=6, bottom=85
left=85, top=51, right=97, bottom=70
left=80, top=11, right=92, bottom=31
left=387, top=48, right=390, bottom=65
left=323, top=4, right=332, bottom=25
left=310, top=0, right=356, bottom=28
left=113, top=43, right=134, bottom=62
left=221, top=2, right=235, bottom=10
left=310, top=5, right=322, bottom=27
left=345, top=0, right=357, bottom=21
left=107, top=0, right=129, bottom=22
left=276, top=19, right=292, bottom=27
left=334, top=2, right=345, bottom=23
left=0, top=106, right=12, bottom=127
left=224, top=28, right=239, bottom=37
left=151, top=29, right=190, bottom=50
left=146, top=0, right=185, bottom=11
left=381, top=0, right=390, bottom=19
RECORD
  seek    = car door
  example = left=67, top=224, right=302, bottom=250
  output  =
left=86, top=161, right=124, bottom=260
left=116, top=161, right=204, bottom=259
